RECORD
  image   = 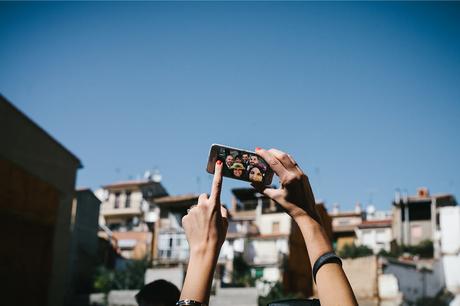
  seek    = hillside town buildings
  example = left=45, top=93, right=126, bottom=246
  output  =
left=392, top=187, right=457, bottom=256
left=97, top=176, right=168, bottom=259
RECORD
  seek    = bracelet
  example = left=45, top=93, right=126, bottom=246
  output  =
left=176, top=299, right=207, bottom=306
left=312, top=251, right=342, bottom=283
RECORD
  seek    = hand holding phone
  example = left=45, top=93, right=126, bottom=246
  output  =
left=206, top=144, right=274, bottom=185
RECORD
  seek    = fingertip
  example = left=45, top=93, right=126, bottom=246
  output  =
left=215, top=159, right=223, bottom=175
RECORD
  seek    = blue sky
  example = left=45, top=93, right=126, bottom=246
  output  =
left=1, top=2, right=459, bottom=211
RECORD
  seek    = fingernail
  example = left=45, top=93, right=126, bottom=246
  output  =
left=216, top=160, right=222, bottom=165
left=256, top=147, right=262, bottom=151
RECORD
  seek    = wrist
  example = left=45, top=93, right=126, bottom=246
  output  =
left=189, top=245, right=219, bottom=263
left=295, top=215, right=333, bottom=263
left=293, top=213, right=319, bottom=228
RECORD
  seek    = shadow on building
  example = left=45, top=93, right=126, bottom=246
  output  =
left=0, top=95, right=81, bottom=306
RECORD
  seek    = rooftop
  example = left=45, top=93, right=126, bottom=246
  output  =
left=154, top=194, right=200, bottom=205
left=393, top=193, right=457, bottom=206
left=330, top=211, right=363, bottom=218
left=358, top=219, right=392, bottom=229
left=103, top=179, right=157, bottom=189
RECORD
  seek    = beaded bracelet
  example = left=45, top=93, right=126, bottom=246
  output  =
left=176, top=299, right=207, bottom=306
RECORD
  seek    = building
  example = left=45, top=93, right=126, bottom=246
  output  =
left=219, top=188, right=291, bottom=287
left=439, top=206, right=460, bottom=293
left=382, top=258, right=445, bottom=303
left=0, top=95, right=81, bottom=306
left=355, top=219, right=393, bottom=254
left=329, top=203, right=364, bottom=251
left=68, top=189, right=102, bottom=298
left=392, top=187, right=457, bottom=251
left=152, top=194, right=199, bottom=264
left=98, top=177, right=168, bottom=259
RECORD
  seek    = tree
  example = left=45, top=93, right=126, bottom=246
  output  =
left=338, top=243, right=373, bottom=259
left=378, top=240, right=434, bottom=259
left=94, top=258, right=149, bottom=293
left=232, top=254, right=256, bottom=286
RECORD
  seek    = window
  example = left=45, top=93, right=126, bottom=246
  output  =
left=411, top=225, right=423, bottom=239
left=108, top=223, right=121, bottom=231
left=114, top=192, right=120, bottom=209
left=272, top=221, right=280, bottom=233
left=125, top=191, right=131, bottom=208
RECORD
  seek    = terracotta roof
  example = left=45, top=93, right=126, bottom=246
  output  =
left=330, top=211, right=363, bottom=218
left=249, top=233, right=289, bottom=240
left=226, top=232, right=248, bottom=239
left=230, top=210, right=256, bottom=220
left=332, top=224, right=357, bottom=233
left=358, top=219, right=392, bottom=229
left=154, top=194, right=200, bottom=204
left=103, top=179, right=154, bottom=189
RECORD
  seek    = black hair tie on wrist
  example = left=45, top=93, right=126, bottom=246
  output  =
left=312, top=251, right=342, bottom=283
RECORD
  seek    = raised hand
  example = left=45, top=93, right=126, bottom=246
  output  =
left=253, top=148, right=321, bottom=224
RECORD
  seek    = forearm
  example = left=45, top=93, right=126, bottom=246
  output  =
left=295, top=215, right=357, bottom=306
left=180, top=249, right=218, bottom=305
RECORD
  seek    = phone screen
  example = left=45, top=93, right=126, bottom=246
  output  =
left=207, top=144, right=274, bottom=185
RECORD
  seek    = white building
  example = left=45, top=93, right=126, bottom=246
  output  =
left=355, top=219, right=393, bottom=254
left=439, top=206, right=460, bottom=293
left=152, top=194, right=199, bottom=264
left=220, top=188, right=291, bottom=286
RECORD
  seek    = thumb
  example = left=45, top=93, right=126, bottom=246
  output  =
left=251, top=182, right=279, bottom=200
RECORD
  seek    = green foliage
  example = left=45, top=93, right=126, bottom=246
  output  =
left=257, top=282, right=301, bottom=306
left=232, top=255, right=256, bottom=287
left=413, top=289, right=454, bottom=306
left=338, top=243, right=373, bottom=259
left=403, top=240, right=434, bottom=258
left=93, top=266, right=114, bottom=295
left=379, top=240, right=434, bottom=259
left=93, top=258, right=149, bottom=293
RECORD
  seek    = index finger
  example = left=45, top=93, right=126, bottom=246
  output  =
left=209, top=160, right=223, bottom=204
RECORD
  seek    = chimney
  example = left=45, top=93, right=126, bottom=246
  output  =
left=417, top=187, right=429, bottom=198
left=355, top=202, right=362, bottom=214
left=332, top=203, right=340, bottom=215
left=394, top=189, right=401, bottom=204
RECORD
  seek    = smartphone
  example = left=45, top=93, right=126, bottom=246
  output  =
left=206, top=144, right=274, bottom=185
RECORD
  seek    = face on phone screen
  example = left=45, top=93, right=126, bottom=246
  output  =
left=207, top=144, right=274, bottom=185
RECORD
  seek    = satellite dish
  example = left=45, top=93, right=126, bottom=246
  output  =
left=366, top=204, right=376, bottom=215
left=153, top=169, right=162, bottom=182
left=144, top=170, right=152, bottom=180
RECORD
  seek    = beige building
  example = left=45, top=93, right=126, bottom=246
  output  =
left=0, top=95, right=81, bottom=306
left=392, top=187, right=457, bottom=252
left=329, top=204, right=364, bottom=251
left=98, top=178, right=168, bottom=259
left=220, top=188, right=291, bottom=285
